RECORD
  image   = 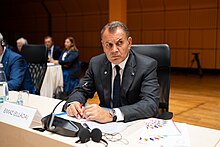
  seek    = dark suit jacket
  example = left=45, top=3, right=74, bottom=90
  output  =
left=59, top=49, right=80, bottom=94
left=51, top=45, right=62, bottom=60
left=59, top=49, right=80, bottom=79
left=65, top=50, right=159, bottom=122
left=2, top=48, right=35, bottom=93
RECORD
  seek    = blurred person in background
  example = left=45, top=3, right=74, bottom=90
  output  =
left=16, top=37, right=28, bottom=53
left=44, top=36, right=61, bottom=60
left=0, top=33, right=35, bottom=93
left=49, top=36, right=80, bottom=95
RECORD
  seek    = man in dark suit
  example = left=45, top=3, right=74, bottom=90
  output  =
left=0, top=33, right=35, bottom=93
left=64, top=21, right=159, bottom=123
left=44, top=36, right=61, bottom=60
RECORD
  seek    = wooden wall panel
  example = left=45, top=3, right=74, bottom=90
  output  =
left=67, top=32, right=84, bottom=48
left=83, top=32, right=100, bottom=47
left=217, top=49, right=220, bottom=68
left=190, top=0, right=218, bottom=9
left=1, top=0, right=220, bottom=68
left=170, top=49, right=189, bottom=67
left=218, top=30, right=220, bottom=49
left=142, top=12, right=164, bottom=30
left=82, top=46, right=102, bottom=62
left=129, top=31, right=142, bottom=43
left=83, top=15, right=104, bottom=31
left=165, top=0, right=190, bottom=10
left=52, top=16, right=68, bottom=32
left=34, top=17, right=48, bottom=32
left=142, top=31, right=164, bottom=44
left=202, top=30, right=217, bottom=48
left=44, top=1, right=65, bottom=15
left=165, top=30, right=189, bottom=48
left=190, top=30, right=203, bottom=48
left=67, top=16, right=83, bottom=32
left=127, top=0, right=141, bottom=12
left=52, top=32, right=67, bottom=48
left=190, top=9, right=217, bottom=29
left=165, top=11, right=189, bottom=29
left=218, top=10, right=220, bottom=28
left=190, top=30, right=216, bottom=49
left=127, top=13, right=142, bottom=30
left=140, top=0, right=164, bottom=11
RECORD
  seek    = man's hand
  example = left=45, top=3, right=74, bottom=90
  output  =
left=82, top=104, right=112, bottom=123
left=66, top=101, right=83, bottom=119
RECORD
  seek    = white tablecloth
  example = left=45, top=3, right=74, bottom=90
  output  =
left=40, top=64, right=63, bottom=98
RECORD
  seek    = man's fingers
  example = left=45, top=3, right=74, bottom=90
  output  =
left=66, top=104, right=78, bottom=117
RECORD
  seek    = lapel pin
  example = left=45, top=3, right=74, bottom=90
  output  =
left=131, top=72, right=135, bottom=76
left=104, top=71, right=107, bottom=75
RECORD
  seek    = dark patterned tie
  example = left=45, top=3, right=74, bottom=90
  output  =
left=113, top=65, right=121, bottom=108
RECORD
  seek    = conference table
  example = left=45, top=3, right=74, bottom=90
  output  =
left=40, top=63, right=63, bottom=98
left=0, top=91, right=220, bottom=147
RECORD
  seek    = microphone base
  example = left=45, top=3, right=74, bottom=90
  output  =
left=41, top=114, right=83, bottom=137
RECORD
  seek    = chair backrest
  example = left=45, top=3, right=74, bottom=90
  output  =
left=21, top=44, right=48, bottom=95
left=131, top=44, right=170, bottom=112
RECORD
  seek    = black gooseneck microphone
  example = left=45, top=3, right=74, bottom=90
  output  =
left=47, top=81, right=89, bottom=130
left=39, top=82, right=89, bottom=137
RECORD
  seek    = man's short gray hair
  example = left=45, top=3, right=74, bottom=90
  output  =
left=17, top=37, right=28, bottom=45
left=0, top=33, right=3, bottom=41
left=100, top=21, right=130, bottom=39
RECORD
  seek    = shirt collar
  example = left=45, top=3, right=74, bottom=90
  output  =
left=0, top=47, right=6, bottom=63
left=111, top=53, right=129, bottom=70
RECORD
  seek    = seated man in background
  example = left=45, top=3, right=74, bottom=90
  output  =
left=44, top=36, right=61, bottom=60
left=16, top=37, right=28, bottom=53
left=0, top=33, right=35, bottom=94
left=64, top=21, right=159, bottom=123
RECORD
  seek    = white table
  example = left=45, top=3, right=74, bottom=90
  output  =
left=40, top=64, right=63, bottom=98
left=1, top=91, right=220, bottom=147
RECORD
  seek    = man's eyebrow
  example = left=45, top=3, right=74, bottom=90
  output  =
left=116, top=38, right=122, bottom=42
left=103, top=37, right=123, bottom=44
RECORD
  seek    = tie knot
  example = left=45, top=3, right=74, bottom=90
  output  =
left=115, top=65, right=120, bottom=74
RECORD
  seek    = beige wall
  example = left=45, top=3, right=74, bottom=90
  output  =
left=0, top=0, right=220, bottom=69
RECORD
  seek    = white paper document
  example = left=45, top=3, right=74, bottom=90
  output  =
left=137, top=118, right=191, bottom=147
left=56, top=112, right=134, bottom=134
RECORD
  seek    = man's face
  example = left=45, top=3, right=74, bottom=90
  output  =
left=44, top=38, right=53, bottom=49
left=101, top=27, right=132, bottom=65
left=0, top=45, right=3, bottom=55
left=16, top=41, right=23, bottom=51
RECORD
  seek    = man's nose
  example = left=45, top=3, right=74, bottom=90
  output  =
left=112, top=44, right=118, bottom=52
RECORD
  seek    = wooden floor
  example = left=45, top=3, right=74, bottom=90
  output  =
left=170, top=72, right=220, bottom=130
left=87, top=72, right=220, bottom=130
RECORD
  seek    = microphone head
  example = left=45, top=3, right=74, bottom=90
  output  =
left=91, top=128, right=102, bottom=142
left=78, top=128, right=91, bottom=143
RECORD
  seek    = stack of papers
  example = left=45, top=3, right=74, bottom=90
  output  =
left=56, top=112, right=134, bottom=134
left=138, top=118, right=191, bottom=147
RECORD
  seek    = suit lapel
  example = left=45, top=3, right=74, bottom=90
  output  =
left=2, top=49, right=9, bottom=74
left=121, top=52, right=136, bottom=104
left=101, top=58, right=112, bottom=108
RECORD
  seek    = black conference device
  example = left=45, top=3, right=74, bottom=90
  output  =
left=41, top=113, right=83, bottom=137
left=35, top=82, right=89, bottom=136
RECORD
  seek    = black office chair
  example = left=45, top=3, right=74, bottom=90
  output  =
left=21, top=44, right=48, bottom=95
left=131, top=44, right=171, bottom=114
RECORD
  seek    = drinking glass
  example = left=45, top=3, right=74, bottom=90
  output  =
left=17, top=90, right=29, bottom=106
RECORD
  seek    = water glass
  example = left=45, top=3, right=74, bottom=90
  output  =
left=16, top=90, right=29, bottom=106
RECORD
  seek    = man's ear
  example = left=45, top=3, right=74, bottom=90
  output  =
left=128, top=37, right=132, bottom=49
